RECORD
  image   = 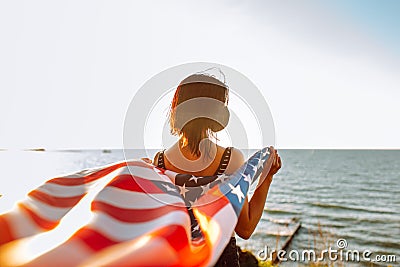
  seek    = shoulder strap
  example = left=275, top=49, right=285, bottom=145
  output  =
left=214, top=147, right=232, bottom=175
left=158, top=148, right=232, bottom=175
left=156, top=150, right=166, bottom=169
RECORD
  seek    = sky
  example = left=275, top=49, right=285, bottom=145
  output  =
left=0, top=0, right=399, bottom=149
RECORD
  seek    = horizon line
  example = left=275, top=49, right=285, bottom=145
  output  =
left=2, top=147, right=400, bottom=151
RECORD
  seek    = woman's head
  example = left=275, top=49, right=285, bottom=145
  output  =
left=169, top=74, right=229, bottom=156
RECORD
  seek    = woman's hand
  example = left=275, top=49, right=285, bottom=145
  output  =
left=258, top=146, right=282, bottom=187
left=267, top=147, right=282, bottom=177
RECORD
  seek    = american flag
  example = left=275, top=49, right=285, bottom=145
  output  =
left=0, top=148, right=271, bottom=266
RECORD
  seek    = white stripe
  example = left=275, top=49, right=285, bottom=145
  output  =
left=204, top=204, right=237, bottom=266
left=80, top=237, right=179, bottom=266
left=94, top=187, right=184, bottom=209
left=28, top=240, right=93, bottom=266
left=164, top=170, right=178, bottom=183
left=36, top=183, right=88, bottom=198
left=125, top=166, right=169, bottom=182
left=23, top=197, right=71, bottom=221
left=7, top=206, right=43, bottom=238
left=89, top=210, right=190, bottom=242
left=108, top=166, right=173, bottom=183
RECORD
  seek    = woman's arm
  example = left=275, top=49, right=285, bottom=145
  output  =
left=235, top=147, right=281, bottom=239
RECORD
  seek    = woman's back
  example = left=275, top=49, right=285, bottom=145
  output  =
left=154, top=73, right=247, bottom=266
left=154, top=141, right=244, bottom=177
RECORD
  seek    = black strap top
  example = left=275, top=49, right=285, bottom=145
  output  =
left=156, top=147, right=232, bottom=176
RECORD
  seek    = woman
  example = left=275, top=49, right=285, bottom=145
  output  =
left=153, top=73, right=281, bottom=267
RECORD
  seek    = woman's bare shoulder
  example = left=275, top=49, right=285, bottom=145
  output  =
left=225, top=147, right=245, bottom=175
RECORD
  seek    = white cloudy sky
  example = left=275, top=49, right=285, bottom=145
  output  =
left=0, top=0, right=399, bottom=149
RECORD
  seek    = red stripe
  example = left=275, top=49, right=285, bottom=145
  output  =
left=72, top=227, right=118, bottom=251
left=91, top=201, right=187, bottom=223
left=28, top=190, right=85, bottom=208
left=75, top=226, right=208, bottom=266
left=107, top=174, right=165, bottom=194
left=18, top=203, right=59, bottom=230
left=0, top=215, right=15, bottom=245
left=194, top=188, right=230, bottom=218
left=47, top=161, right=155, bottom=186
left=47, top=163, right=123, bottom=185
left=153, top=225, right=209, bottom=266
left=153, top=224, right=189, bottom=252
left=46, top=177, right=87, bottom=186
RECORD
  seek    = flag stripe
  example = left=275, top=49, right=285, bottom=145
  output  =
left=47, top=163, right=125, bottom=185
left=93, top=186, right=184, bottom=209
left=0, top=216, right=14, bottom=244
left=89, top=210, right=190, bottom=242
left=152, top=224, right=190, bottom=254
left=28, top=190, right=84, bottom=208
left=194, top=188, right=230, bottom=218
left=35, top=183, right=88, bottom=198
left=107, top=175, right=167, bottom=194
left=2, top=208, right=42, bottom=240
left=73, top=227, right=118, bottom=252
left=46, top=161, right=154, bottom=186
left=125, top=166, right=172, bottom=182
left=18, top=203, right=59, bottom=230
left=91, top=201, right=187, bottom=223
left=23, top=197, right=71, bottom=222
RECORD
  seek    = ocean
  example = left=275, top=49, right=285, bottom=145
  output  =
left=0, top=149, right=399, bottom=266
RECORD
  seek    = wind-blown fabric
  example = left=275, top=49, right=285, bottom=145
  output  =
left=0, top=148, right=271, bottom=267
